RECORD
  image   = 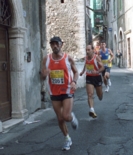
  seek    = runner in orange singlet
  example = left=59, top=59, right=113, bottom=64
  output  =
left=80, top=45, right=104, bottom=118
left=94, top=42, right=100, bottom=55
left=42, top=36, right=79, bottom=151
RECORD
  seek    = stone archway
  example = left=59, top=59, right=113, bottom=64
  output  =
left=119, top=31, right=123, bottom=67
left=7, top=0, right=28, bottom=119
left=118, top=28, right=125, bottom=67
left=114, top=34, right=117, bottom=64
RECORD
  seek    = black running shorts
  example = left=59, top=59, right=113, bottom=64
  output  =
left=50, top=94, right=74, bottom=101
left=86, top=75, right=102, bottom=87
left=102, top=66, right=111, bottom=76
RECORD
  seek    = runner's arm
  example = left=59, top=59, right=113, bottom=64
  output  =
left=41, top=56, right=50, bottom=80
left=80, top=63, right=86, bottom=76
left=108, top=49, right=114, bottom=62
left=68, top=55, right=79, bottom=84
left=97, top=50, right=102, bottom=59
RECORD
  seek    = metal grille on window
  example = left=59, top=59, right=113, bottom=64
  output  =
left=0, top=0, right=11, bottom=26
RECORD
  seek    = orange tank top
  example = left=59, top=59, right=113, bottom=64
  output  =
left=86, top=55, right=100, bottom=76
left=46, top=53, right=74, bottom=95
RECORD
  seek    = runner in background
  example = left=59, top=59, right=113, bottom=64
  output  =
left=80, top=45, right=104, bottom=118
left=98, top=40, right=114, bottom=92
left=94, top=41, right=100, bottom=55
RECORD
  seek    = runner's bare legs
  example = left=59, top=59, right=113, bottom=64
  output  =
left=52, top=98, right=73, bottom=136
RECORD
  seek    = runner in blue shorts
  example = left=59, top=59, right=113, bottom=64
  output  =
left=98, top=40, right=114, bottom=92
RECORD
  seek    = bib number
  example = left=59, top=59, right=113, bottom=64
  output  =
left=51, top=78, right=64, bottom=84
left=50, top=70, right=64, bottom=85
left=86, top=64, right=94, bottom=73
left=102, top=60, right=108, bottom=67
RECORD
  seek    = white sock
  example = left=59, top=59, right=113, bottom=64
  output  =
left=108, top=79, right=111, bottom=82
left=71, top=113, right=75, bottom=122
left=90, top=107, right=94, bottom=112
left=65, top=134, right=70, bottom=139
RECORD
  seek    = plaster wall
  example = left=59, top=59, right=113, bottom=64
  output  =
left=116, top=0, right=133, bottom=68
left=123, top=0, right=133, bottom=69
left=107, top=0, right=117, bottom=63
left=21, top=0, right=42, bottom=113
left=8, top=0, right=44, bottom=117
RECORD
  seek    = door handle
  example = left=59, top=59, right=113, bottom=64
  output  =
left=2, top=63, right=7, bottom=71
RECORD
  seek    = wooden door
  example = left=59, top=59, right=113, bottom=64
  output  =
left=0, top=26, right=11, bottom=121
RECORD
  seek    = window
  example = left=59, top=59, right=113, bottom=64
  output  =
left=61, top=0, right=64, bottom=3
left=0, top=0, right=11, bottom=26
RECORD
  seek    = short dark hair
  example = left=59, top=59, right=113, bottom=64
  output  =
left=50, top=36, right=63, bottom=43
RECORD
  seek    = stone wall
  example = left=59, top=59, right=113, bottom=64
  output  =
left=21, top=0, right=42, bottom=113
left=46, top=0, right=86, bottom=60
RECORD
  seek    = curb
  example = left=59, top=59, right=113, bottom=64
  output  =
left=0, top=108, right=56, bottom=145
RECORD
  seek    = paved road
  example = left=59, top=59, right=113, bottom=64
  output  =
left=0, top=66, right=133, bottom=155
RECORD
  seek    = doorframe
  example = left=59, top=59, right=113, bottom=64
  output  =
left=124, top=31, right=132, bottom=68
left=7, top=0, right=28, bottom=119
left=0, top=25, right=12, bottom=121
left=127, top=37, right=131, bottom=68
left=118, top=28, right=124, bottom=67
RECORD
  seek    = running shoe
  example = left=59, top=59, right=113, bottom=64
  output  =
left=105, top=85, right=109, bottom=92
left=108, top=79, right=112, bottom=86
left=89, top=111, right=97, bottom=118
left=71, top=112, right=78, bottom=130
left=62, top=137, right=72, bottom=151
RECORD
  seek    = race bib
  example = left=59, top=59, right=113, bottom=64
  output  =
left=50, top=70, right=64, bottom=85
left=102, top=60, right=108, bottom=66
left=86, top=64, right=94, bottom=73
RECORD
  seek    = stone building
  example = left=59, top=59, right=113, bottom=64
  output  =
left=107, top=0, right=133, bottom=68
left=0, top=0, right=46, bottom=131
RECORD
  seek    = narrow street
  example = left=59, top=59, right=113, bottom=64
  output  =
left=0, top=1, right=133, bottom=155
left=0, top=66, right=133, bottom=155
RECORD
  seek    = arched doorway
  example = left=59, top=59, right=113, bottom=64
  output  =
left=114, top=34, right=117, bottom=64
left=0, top=0, right=11, bottom=121
left=127, top=37, right=131, bottom=68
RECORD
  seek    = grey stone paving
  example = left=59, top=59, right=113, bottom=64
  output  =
left=0, top=66, right=133, bottom=155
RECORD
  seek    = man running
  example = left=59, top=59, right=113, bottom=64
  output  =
left=98, top=41, right=114, bottom=92
left=94, top=41, right=100, bottom=55
left=80, top=45, right=104, bottom=118
left=41, top=36, right=79, bottom=151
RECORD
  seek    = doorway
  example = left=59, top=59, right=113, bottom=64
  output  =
left=0, top=26, right=11, bottom=121
left=127, top=38, right=131, bottom=68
